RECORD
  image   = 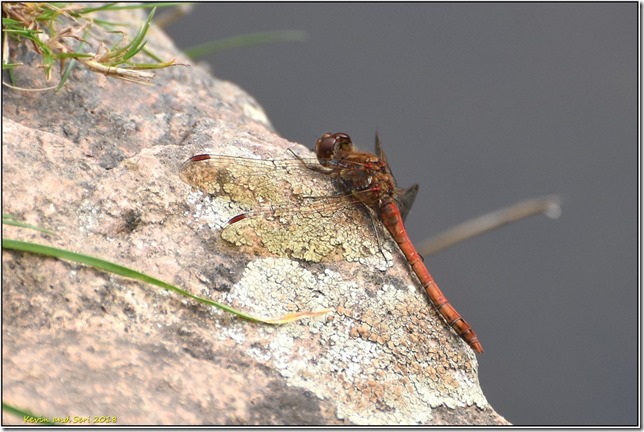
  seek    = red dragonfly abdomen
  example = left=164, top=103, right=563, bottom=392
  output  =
left=379, top=201, right=484, bottom=353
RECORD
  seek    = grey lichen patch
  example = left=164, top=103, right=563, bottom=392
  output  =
left=225, top=257, right=330, bottom=316
left=212, top=256, right=487, bottom=425
left=182, top=190, right=239, bottom=240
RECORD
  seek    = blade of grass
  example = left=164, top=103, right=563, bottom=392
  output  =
left=141, top=46, right=164, bottom=63
left=184, top=30, right=308, bottom=59
left=2, top=214, right=56, bottom=235
left=1, top=81, right=58, bottom=91
left=117, top=59, right=177, bottom=70
left=2, top=402, right=57, bottom=425
left=121, top=8, right=155, bottom=61
left=56, top=52, right=93, bottom=59
left=2, top=238, right=329, bottom=324
left=56, top=57, right=76, bottom=91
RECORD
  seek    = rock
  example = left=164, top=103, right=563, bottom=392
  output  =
left=2, top=9, right=508, bottom=426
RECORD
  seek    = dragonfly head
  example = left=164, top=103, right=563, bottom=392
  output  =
left=315, top=132, right=354, bottom=166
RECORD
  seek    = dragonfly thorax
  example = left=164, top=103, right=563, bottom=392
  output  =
left=315, top=132, right=399, bottom=209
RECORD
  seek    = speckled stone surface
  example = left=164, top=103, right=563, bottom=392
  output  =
left=2, top=9, right=508, bottom=426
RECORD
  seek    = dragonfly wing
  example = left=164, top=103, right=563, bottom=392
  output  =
left=374, top=131, right=387, bottom=163
left=221, top=197, right=383, bottom=263
left=398, top=183, right=419, bottom=222
left=372, top=133, right=418, bottom=221
left=180, top=155, right=319, bottom=207
left=181, top=154, right=387, bottom=264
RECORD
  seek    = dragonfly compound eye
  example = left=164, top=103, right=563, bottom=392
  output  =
left=315, top=132, right=338, bottom=162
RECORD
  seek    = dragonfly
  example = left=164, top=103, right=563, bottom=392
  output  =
left=180, top=132, right=483, bottom=353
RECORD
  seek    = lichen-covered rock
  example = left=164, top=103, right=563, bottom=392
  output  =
left=2, top=10, right=508, bottom=426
